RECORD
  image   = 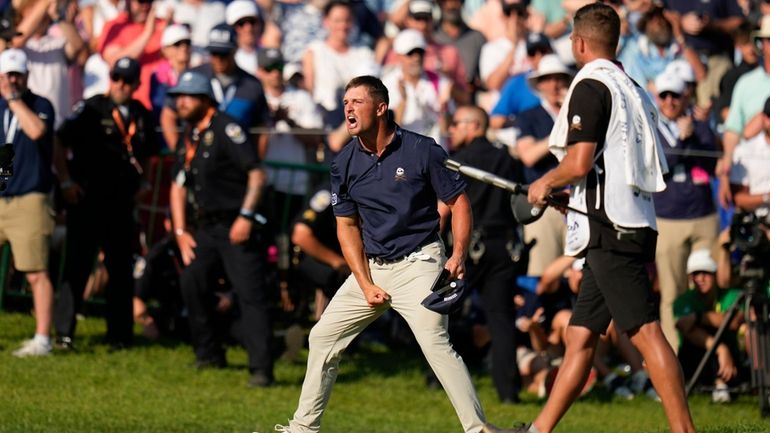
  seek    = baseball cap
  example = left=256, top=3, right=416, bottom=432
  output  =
left=206, top=23, right=237, bottom=54
left=226, top=0, right=260, bottom=26
left=0, top=17, right=21, bottom=41
left=167, top=71, right=216, bottom=100
left=258, top=48, right=284, bottom=70
left=161, top=24, right=191, bottom=47
left=0, top=49, right=28, bottom=75
left=421, top=271, right=467, bottom=315
left=526, top=32, right=552, bottom=56
left=283, top=62, right=302, bottom=82
left=654, top=71, right=685, bottom=95
left=664, top=59, right=695, bottom=84
left=110, top=57, right=141, bottom=83
left=393, top=29, right=427, bottom=55
left=527, top=54, right=572, bottom=88
left=686, top=249, right=717, bottom=274
left=408, top=0, right=434, bottom=19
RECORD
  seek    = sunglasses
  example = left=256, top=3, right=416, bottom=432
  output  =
left=110, top=73, right=137, bottom=85
left=263, top=64, right=283, bottom=73
left=134, top=0, right=153, bottom=4
left=659, top=91, right=682, bottom=100
left=235, top=18, right=259, bottom=27
left=450, top=119, right=473, bottom=127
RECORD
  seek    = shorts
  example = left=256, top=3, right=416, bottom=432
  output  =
left=0, top=193, right=54, bottom=272
left=569, top=247, right=658, bottom=334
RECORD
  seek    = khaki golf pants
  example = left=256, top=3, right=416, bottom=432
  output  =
left=288, top=241, right=486, bottom=433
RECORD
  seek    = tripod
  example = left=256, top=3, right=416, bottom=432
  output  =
left=685, top=278, right=770, bottom=417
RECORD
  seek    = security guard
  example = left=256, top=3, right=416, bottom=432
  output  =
left=291, top=186, right=349, bottom=315
left=448, top=104, right=525, bottom=403
left=167, top=71, right=273, bottom=387
left=54, top=57, right=159, bottom=349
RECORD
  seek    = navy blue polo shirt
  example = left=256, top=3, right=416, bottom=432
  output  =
left=330, top=127, right=466, bottom=260
left=0, top=92, right=55, bottom=197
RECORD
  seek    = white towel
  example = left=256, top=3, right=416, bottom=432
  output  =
left=549, top=59, right=668, bottom=193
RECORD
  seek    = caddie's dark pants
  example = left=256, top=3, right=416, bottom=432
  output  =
left=55, top=199, right=137, bottom=345
left=180, top=220, right=273, bottom=374
left=466, top=236, right=522, bottom=402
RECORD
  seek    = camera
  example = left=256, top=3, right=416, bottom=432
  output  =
left=0, top=144, right=14, bottom=191
left=729, top=211, right=770, bottom=290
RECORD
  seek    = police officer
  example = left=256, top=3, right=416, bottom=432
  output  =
left=54, top=57, right=159, bottom=349
left=291, top=186, right=349, bottom=316
left=167, top=71, right=273, bottom=387
left=448, top=105, right=524, bottom=403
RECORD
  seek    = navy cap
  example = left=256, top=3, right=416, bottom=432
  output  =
left=207, top=23, right=237, bottom=54
left=258, top=48, right=284, bottom=70
left=421, top=274, right=467, bottom=315
left=111, top=57, right=141, bottom=83
left=167, top=71, right=216, bottom=100
left=526, top=32, right=552, bottom=56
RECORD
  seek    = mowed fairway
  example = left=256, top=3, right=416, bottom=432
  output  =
left=0, top=312, right=766, bottom=433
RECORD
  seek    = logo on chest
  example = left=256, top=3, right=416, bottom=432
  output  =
left=394, top=167, right=407, bottom=182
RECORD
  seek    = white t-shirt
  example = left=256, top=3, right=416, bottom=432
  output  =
left=307, top=40, right=375, bottom=112
left=235, top=48, right=259, bottom=77
left=382, top=68, right=450, bottom=144
left=265, top=87, right=324, bottom=196
left=25, top=34, right=71, bottom=128
left=730, top=133, right=770, bottom=195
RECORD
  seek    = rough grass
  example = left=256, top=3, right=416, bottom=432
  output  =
left=0, top=312, right=766, bottom=433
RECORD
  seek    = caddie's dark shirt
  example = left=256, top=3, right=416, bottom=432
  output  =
left=174, top=111, right=261, bottom=214
left=330, top=127, right=466, bottom=260
left=57, top=95, right=159, bottom=199
left=451, top=136, right=522, bottom=231
left=566, top=78, right=656, bottom=258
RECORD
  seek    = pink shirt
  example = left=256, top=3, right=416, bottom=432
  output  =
left=99, top=12, right=166, bottom=109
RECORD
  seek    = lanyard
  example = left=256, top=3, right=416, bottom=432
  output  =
left=111, top=107, right=143, bottom=175
left=184, top=108, right=216, bottom=170
left=210, top=78, right=236, bottom=112
left=3, top=108, right=19, bottom=145
left=657, top=117, right=678, bottom=148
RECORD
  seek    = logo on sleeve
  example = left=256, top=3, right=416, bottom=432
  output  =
left=394, top=167, right=406, bottom=181
left=331, top=193, right=338, bottom=206
left=225, top=123, right=246, bottom=144
left=570, top=115, right=582, bottom=131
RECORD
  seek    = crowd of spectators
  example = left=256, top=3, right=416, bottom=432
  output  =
left=1, top=0, right=770, bottom=400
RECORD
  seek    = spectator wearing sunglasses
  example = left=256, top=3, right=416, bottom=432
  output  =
left=227, top=0, right=264, bottom=78
left=652, top=71, right=719, bottom=351
left=151, top=24, right=192, bottom=150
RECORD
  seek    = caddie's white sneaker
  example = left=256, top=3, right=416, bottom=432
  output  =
left=12, top=338, right=52, bottom=357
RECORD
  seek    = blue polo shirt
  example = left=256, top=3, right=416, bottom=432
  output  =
left=330, top=127, right=466, bottom=260
left=0, top=92, right=55, bottom=197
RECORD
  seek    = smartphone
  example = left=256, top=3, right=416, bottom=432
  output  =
left=430, top=269, right=451, bottom=293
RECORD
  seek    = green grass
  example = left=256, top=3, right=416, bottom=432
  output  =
left=0, top=312, right=767, bottom=433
